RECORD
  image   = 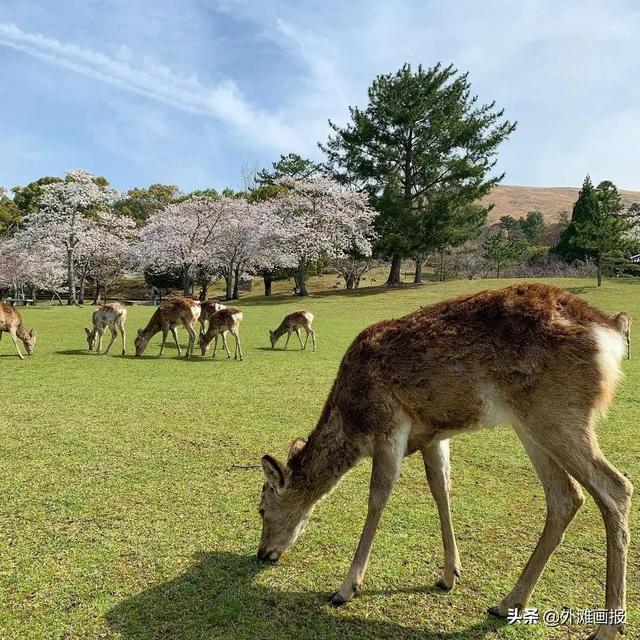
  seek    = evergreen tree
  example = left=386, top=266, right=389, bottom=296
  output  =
left=483, top=230, right=529, bottom=277
left=321, top=63, right=515, bottom=285
left=556, top=175, right=598, bottom=260
left=256, top=153, right=320, bottom=186
left=571, top=180, right=633, bottom=286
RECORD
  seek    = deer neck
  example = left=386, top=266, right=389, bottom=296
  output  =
left=16, top=324, right=30, bottom=342
left=273, top=321, right=288, bottom=340
left=289, top=409, right=362, bottom=505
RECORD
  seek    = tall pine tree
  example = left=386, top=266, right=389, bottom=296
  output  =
left=556, top=175, right=598, bottom=260
left=321, top=63, right=515, bottom=284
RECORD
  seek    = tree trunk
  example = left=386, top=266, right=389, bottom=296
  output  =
left=232, top=267, right=240, bottom=300
left=345, top=273, right=356, bottom=289
left=31, top=286, right=37, bottom=305
left=78, top=276, right=86, bottom=305
left=386, top=255, right=402, bottom=285
left=92, top=282, right=102, bottom=305
left=414, top=255, right=423, bottom=284
left=597, top=253, right=602, bottom=287
left=439, top=248, right=445, bottom=282
left=295, top=259, right=308, bottom=296
left=182, top=268, right=190, bottom=296
left=67, top=247, right=76, bottom=305
left=496, top=262, right=501, bottom=278
left=263, top=272, right=273, bottom=296
left=198, top=281, right=209, bottom=301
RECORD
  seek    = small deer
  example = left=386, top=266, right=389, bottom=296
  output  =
left=198, top=300, right=227, bottom=336
left=269, top=310, right=316, bottom=351
left=85, top=302, right=127, bottom=355
left=199, top=308, right=244, bottom=360
left=258, top=284, right=632, bottom=640
left=134, top=298, right=201, bottom=358
left=0, top=302, right=36, bottom=359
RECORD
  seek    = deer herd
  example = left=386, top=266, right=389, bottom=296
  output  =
left=0, top=283, right=635, bottom=640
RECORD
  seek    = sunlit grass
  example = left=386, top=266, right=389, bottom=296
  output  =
left=1, top=277, right=638, bottom=639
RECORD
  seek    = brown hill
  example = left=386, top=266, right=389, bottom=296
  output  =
left=482, top=185, right=640, bottom=223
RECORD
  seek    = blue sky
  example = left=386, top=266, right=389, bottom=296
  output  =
left=1, top=0, right=639, bottom=193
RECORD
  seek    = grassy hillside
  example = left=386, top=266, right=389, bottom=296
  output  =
left=482, top=184, right=640, bottom=222
left=1, top=278, right=638, bottom=639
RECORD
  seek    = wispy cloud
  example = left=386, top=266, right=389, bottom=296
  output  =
left=0, top=21, right=298, bottom=150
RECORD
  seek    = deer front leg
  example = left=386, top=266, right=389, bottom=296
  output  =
left=212, top=334, right=218, bottom=358
left=8, top=328, right=24, bottom=359
left=295, top=328, right=304, bottom=349
left=421, top=439, right=461, bottom=591
left=96, top=327, right=105, bottom=354
left=170, top=327, right=182, bottom=356
left=284, top=331, right=291, bottom=349
left=158, top=328, right=168, bottom=356
left=331, top=436, right=403, bottom=606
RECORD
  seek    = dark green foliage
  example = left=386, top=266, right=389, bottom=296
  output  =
left=0, top=187, right=20, bottom=234
left=11, top=176, right=63, bottom=219
left=483, top=229, right=529, bottom=277
left=113, top=184, right=181, bottom=224
left=556, top=175, right=598, bottom=260
left=498, top=211, right=547, bottom=244
left=321, top=63, right=515, bottom=284
left=256, top=153, right=320, bottom=186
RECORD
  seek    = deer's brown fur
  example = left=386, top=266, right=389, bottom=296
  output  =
left=199, top=308, right=243, bottom=360
left=0, top=302, right=36, bottom=359
left=270, top=310, right=316, bottom=351
left=85, top=302, right=127, bottom=355
left=134, top=298, right=201, bottom=358
left=198, top=300, right=227, bottom=336
left=258, top=283, right=632, bottom=640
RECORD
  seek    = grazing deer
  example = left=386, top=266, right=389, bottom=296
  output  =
left=0, top=302, right=36, bottom=359
left=198, top=300, right=227, bottom=336
left=258, top=284, right=632, bottom=640
left=85, top=302, right=127, bottom=355
left=269, top=310, right=316, bottom=351
left=199, top=308, right=244, bottom=360
left=134, top=298, right=201, bottom=358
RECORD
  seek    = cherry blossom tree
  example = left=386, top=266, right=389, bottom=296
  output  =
left=270, top=178, right=377, bottom=295
left=133, top=195, right=228, bottom=295
left=31, top=170, right=120, bottom=304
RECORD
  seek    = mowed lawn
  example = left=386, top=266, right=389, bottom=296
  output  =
left=1, top=278, right=638, bottom=640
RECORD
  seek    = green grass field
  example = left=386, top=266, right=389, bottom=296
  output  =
left=1, top=278, right=638, bottom=639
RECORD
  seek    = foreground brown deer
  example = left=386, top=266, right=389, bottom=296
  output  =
left=85, top=302, right=127, bottom=355
left=134, top=298, right=201, bottom=358
left=269, top=310, right=316, bottom=351
left=0, top=302, right=36, bottom=359
left=198, top=300, right=226, bottom=336
left=199, top=308, right=243, bottom=360
left=258, top=284, right=632, bottom=640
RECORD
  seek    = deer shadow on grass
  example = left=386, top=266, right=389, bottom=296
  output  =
left=106, top=551, right=507, bottom=640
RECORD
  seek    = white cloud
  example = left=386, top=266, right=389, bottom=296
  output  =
left=0, top=21, right=299, bottom=151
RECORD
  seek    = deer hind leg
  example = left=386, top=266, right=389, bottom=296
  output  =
left=522, top=419, right=632, bottom=640
left=295, top=328, right=304, bottom=349
left=489, top=428, right=584, bottom=617
left=231, top=329, right=243, bottom=360
left=8, top=328, right=24, bottom=359
left=185, top=325, right=197, bottom=358
left=421, top=439, right=462, bottom=591
left=103, top=326, right=118, bottom=355
left=331, top=417, right=409, bottom=606
left=119, top=321, right=126, bottom=355
left=221, top=331, right=231, bottom=358
left=169, top=327, right=182, bottom=356
left=310, top=328, right=316, bottom=351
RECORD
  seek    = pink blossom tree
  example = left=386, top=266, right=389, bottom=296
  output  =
left=30, top=170, right=120, bottom=304
left=270, top=178, right=377, bottom=295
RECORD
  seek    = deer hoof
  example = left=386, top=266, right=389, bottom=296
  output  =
left=435, top=578, right=453, bottom=592
left=329, top=592, right=347, bottom=607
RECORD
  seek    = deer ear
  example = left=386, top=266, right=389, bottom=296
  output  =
left=262, top=455, right=286, bottom=490
left=30, top=329, right=36, bottom=338
left=288, top=437, right=307, bottom=460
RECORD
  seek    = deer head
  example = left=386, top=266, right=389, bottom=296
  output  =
left=23, top=328, right=37, bottom=356
left=269, top=330, right=277, bottom=348
left=257, top=437, right=309, bottom=562
left=199, top=333, right=210, bottom=356
left=85, top=327, right=98, bottom=351
left=134, top=329, right=149, bottom=357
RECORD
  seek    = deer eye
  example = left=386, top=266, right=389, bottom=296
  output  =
left=258, top=508, right=265, bottom=518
